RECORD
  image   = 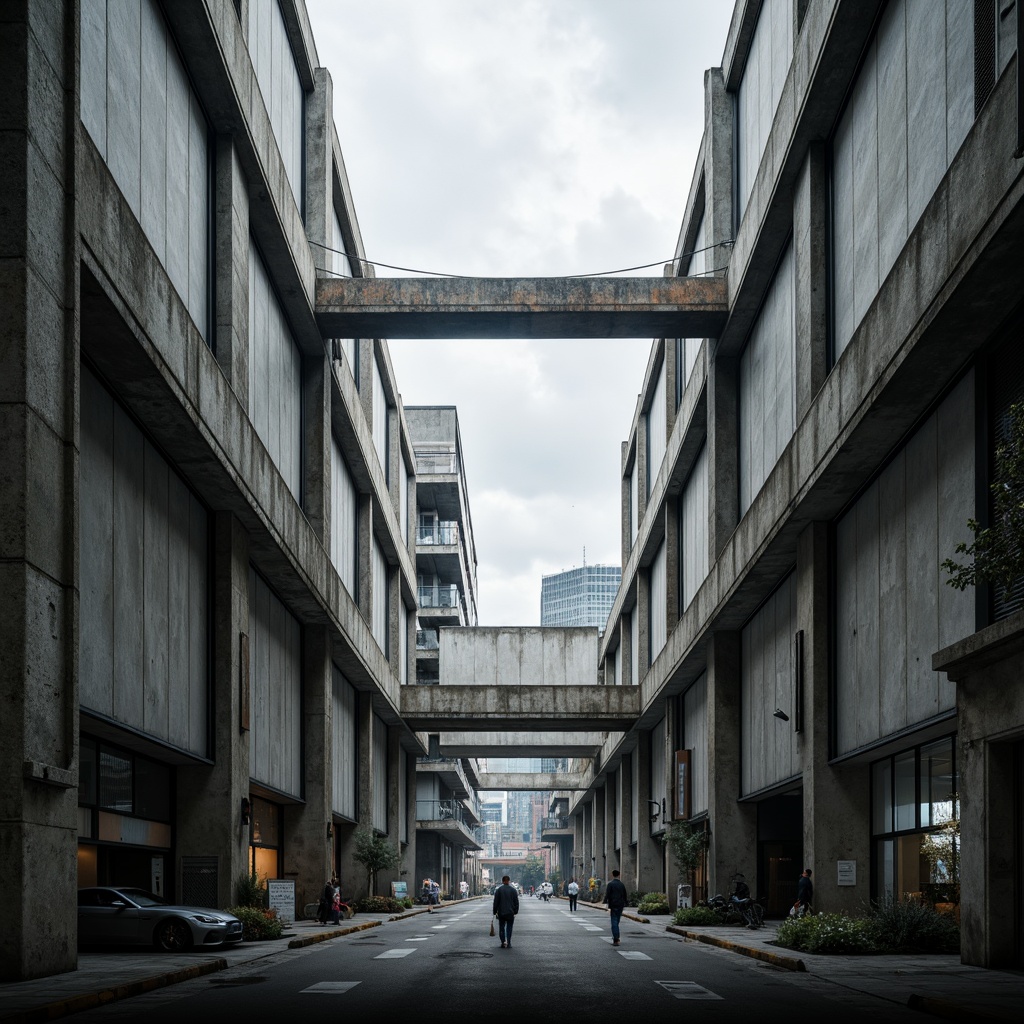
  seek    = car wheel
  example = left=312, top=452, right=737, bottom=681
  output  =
left=154, top=919, right=193, bottom=952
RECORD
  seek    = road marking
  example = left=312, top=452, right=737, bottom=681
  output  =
left=405, top=937, right=431, bottom=941
left=431, top=925, right=447, bottom=929
left=301, top=982, right=361, bottom=994
left=374, top=948, right=416, bottom=958
left=655, top=981, right=722, bottom=1000
left=582, top=925, right=604, bottom=931
left=617, top=951, right=651, bottom=960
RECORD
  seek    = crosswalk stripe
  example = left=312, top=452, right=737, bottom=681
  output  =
left=374, top=948, right=416, bottom=958
left=655, top=981, right=722, bottom=999
left=301, top=982, right=361, bottom=994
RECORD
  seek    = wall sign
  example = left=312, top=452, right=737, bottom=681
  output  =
left=674, top=750, right=691, bottom=820
left=837, top=860, right=857, bottom=886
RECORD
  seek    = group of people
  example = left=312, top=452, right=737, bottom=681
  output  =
left=316, top=875, right=348, bottom=925
left=420, top=878, right=441, bottom=905
left=491, top=870, right=629, bottom=948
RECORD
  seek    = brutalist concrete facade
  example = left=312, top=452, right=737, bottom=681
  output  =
left=576, top=0, right=1024, bottom=970
left=1, top=0, right=427, bottom=981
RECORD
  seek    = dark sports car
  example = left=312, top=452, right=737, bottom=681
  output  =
left=78, top=886, right=244, bottom=951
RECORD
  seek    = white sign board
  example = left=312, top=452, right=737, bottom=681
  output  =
left=837, top=860, right=857, bottom=886
left=267, top=879, right=295, bottom=923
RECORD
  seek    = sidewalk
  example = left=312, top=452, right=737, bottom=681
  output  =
left=0, top=902, right=453, bottom=1024
left=3, top=901, right=1022, bottom=1024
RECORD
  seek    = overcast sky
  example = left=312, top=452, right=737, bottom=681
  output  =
left=305, top=0, right=734, bottom=626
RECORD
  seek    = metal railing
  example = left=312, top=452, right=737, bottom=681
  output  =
left=417, top=522, right=459, bottom=546
left=418, top=584, right=460, bottom=609
left=416, top=629, right=439, bottom=650
left=416, top=799, right=470, bottom=826
left=540, top=816, right=569, bottom=830
left=414, top=448, right=457, bottom=475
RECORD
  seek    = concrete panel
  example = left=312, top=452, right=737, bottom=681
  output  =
left=475, top=773, right=588, bottom=791
left=112, top=403, right=144, bottom=730
left=140, top=0, right=166, bottom=262
left=187, top=97, right=207, bottom=334
left=876, top=3, right=908, bottom=282
left=188, top=495, right=207, bottom=750
left=315, top=275, right=728, bottom=340
left=906, top=0, right=946, bottom=227
left=855, top=481, right=881, bottom=750
left=80, top=0, right=107, bottom=157
left=835, top=513, right=858, bottom=754
left=142, top=441, right=170, bottom=740
left=107, top=0, right=141, bottom=217
left=945, top=0, right=973, bottom=173
left=878, top=458, right=908, bottom=733
left=440, top=627, right=598, bottom=686
left=165, top=47, right=189, bottom=302
left=166, top=474, right=190, bottom=751
left=851, top=39, right=879, bottom=329
left=399, top=685, right=639, bottom=731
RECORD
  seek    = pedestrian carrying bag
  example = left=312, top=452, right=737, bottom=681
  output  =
left=489, top=916, right=495, bottom=937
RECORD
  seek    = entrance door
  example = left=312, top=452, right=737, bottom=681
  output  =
left=760, top=841, right=801, bottom=917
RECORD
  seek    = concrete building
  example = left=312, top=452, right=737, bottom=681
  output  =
left=540, top=564, right=622, bottom=631
left=2, top=0, right=433, bottom=981
left=4, top=0, right=1023, bottom=983
left=571, top=0, right=1023, bottom=970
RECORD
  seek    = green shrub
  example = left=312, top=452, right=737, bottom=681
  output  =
left=400, top=897, right=414, bottom=909
left=355, top=895, right=405, bottom=914
left=637, top=892, right=671, bottom=915
left=234, top=871, right=265, bottom=909
left=229, top=906, right=284, bottom=941
left=628, top=889, right=645, bottom=906
left=672, top=905, right=719, bottom=926
left=866, top=896, right=960, bottom=954
left=775, top=912, right=879, bottom=954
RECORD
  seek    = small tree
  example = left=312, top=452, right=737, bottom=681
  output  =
left=942, top=402, right=1024, bottom=601
left=661, top=820, right=708, bottom=878
left=352, top=828, right=400, bottom=897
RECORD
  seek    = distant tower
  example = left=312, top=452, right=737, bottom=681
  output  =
left=540, top=563, right=621, bottom=631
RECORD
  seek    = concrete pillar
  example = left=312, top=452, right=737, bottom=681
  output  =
left=357, top=338, right=374, bottom=423
left=704, top=67, right=734, bottom=272
left=592, top=787, right=606, bottom=883
left=305, top=68, right=333, bottom=274
left=794, top=145, right=828, bottom=422
left=706, top=631, right=756, bottom=894
left=177, top=514, right=251, bottom=910
left=303, top=350, right=330, bottom=545
left=340, top=690, right=376, bottom=898
left=798, top=523, right=870, bottom=914
left=280, top=626, right=333, bottom=919
left=620, top=441, right=631, bottom=565
left=621, top=608, right=634, bottom=685
left=637, top=570, right=651, bottom=682
left=214, top=137, right=250, bottom=396
left=635, top=732, right=663, bottom=892
left=379, top=724, right=404, bottom=895
left=357, top=493, right=373, bottom=621
left=664, top=695, right=683, bottom=902
left=0, top=0, right=79, bottom=982
left=403, top=750, right=418, bottom=884
left=707, top=355, right=739, bottom=559
left=617, top=757, right=637, bottom=889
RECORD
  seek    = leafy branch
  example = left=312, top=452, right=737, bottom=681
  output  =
left=942, top=402, right=1024, bottom=601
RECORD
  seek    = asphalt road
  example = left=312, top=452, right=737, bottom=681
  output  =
left=66, top=898, right=925, bottom=1024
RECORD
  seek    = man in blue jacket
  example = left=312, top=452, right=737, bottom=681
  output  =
left=492, top=874, right=520, bottom=948
left=604, top=869, right=628, bottom=946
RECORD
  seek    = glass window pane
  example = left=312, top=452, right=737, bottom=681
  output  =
left=872, top=760, right=892, bottom=835
left=98, top=748, right=132, bottom=812
left=920, top=737, right=956, bottom=826
left=79, top=737, right=97, bottom=805
left=894, top=750, right=916, bottom=831
left=251, top=797, right=280, bottom=847
left=876, top=838, right=894, bottom=902
left=134, top=758, right=170, bottom=822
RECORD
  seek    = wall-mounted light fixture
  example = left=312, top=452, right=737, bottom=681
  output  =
left=241, top=798, right=251, bottom=826
left=647, top=799, right=662, bottom=822
left=773, top=708, right=790, bottom=722
left=327, top=821, right=334, bottom=841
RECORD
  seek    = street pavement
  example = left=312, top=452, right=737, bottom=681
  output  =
left=1, top=897, right=1021, bottom=1024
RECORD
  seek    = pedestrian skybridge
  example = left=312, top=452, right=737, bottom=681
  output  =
left=315, top=275, right=728, bottom=339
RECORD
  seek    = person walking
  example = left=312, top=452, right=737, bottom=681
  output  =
left=604, top=869, right=628, bottom=946
left=796, top=868, right=813, bottom=914
left=567, top=877, right=579, bottom=912
left=318, top=874, right=338, bottom=924
left=492, top=874, right=520, bottom=948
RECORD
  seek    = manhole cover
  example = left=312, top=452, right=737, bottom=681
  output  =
left=436, top=951, right=494, bottom=959
left=208, top=977, right=267, bottom=986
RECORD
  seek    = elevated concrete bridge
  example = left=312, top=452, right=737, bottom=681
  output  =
left=315, top=275, right=728, bottom=339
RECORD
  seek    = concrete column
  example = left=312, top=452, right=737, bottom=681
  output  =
left=616, top=760, right=638, bottom=890
left=793, top=145, right=828, bottom=422
left=592, top=786, right=606, bottom=883
left=280, top=626, right=333, bottom=920
left=636, top=413, right=650, bottom=529
left=707, top=355, right=739, bottom=559
left=403, top=750, right=418, bottom=883
left=303, top=350, right=330, bottom=544
left=664, top=503, right=680, bottom=631
left=305, top=68, right=333, bottom=272
left=664, top=695, right=683, bottom=902
left=357, top=338, right=374, bottom=423
left=704, top=67, right=734, bottom=272
left=380, top=725, right=404, bottom=896
left=620, top=441, right=631, bottom=565
left=798, top=523, right=870, bottom=915
left=620, top=609, right=634, bottom=685
left=357, top=494, right=373, bottom=621
left=634, top=732, right=663, bottom=892
left=637, top=569, right=651, bottom=681
left=706, top=631, right=756, bottom=894
left=177, top=514, right=251, bottom=910
left=388, top=567, right=401, bottom=682
left=0, top=0, right=79, bottom=982
left=214, top=137, right=250, bottom=396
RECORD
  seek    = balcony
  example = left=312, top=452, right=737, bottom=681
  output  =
left=418, top=584, right=462, bottom=614
left=416, top=629, right=439, bottom=651
left=417, top=757, right=471, bottom=798
left=417, top=522, right=459, bottom=546
left=540, top=815, right=573, bottom=841
left=415, top=448, right=457, bottom=476
left=415, top=799, right=482, bottom=849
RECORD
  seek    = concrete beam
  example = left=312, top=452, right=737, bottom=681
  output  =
left=434, top=732, right=609, bottom=757
left=474, top=772, right=589, bottom=791
left=315, top=276, right=728, bottom=339
left=399, top=686, right=640, bottom=731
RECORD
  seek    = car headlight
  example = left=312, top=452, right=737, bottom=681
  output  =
left=190, top=914, right=222, bottom=924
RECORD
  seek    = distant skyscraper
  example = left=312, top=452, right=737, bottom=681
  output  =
left=540, top=564, right=621, bottom=630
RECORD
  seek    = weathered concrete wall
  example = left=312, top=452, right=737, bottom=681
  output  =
left=440, top=626, right=599, bottom=686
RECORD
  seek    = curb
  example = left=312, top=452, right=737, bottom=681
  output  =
left=906, top=993, right=1021, bottom=1022
left=287, top=918, right=382, bottom=948
left=666, top=925, right=806, bottom=972
left=0, top=959, right=228, bottom=1024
